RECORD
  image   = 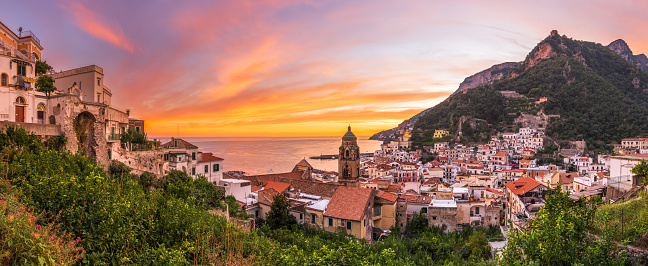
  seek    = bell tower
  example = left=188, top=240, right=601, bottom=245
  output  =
left=338, top=125, right=360, bottom=187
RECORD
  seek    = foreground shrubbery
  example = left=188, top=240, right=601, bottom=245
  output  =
left=593, top=191, right=648, bottom=249
left=0, top=126, right=638, bottom=265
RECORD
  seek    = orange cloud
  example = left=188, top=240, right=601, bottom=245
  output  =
left=65, top=2, right=134, bottom=53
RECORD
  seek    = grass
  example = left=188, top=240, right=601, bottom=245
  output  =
left=593, top=190, right=648, bottom=248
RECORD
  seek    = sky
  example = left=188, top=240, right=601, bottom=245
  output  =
left=2, top=0, right=648, bottom=137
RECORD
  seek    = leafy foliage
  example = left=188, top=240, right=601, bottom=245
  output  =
left=631, top=160, right=648, bottom=186
left=502, top=186, right=629, bottom=265
left=593, top=191, right=648, bottom=250
left=35, top=60, right=52, bottom=76
left=266, top=194, right=297, bottom=230
left=35, top=75, right=56, bottom=95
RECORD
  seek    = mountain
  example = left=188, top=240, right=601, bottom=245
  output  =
left=369, top=62, right=519, bottom=140
left=373, top=30, right=648, bottom=152
left=607, top=39, right=648, bottom=72
left=409, top=30, right=648, bottom=151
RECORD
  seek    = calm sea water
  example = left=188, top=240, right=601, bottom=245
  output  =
left=155, top=137, right=383, bottom=175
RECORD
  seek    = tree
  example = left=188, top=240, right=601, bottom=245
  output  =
left=35, top=60, right=52, bottom=76
left=502, top=186, right=628, bottom=265
left=35, top=75, right=56, bottom=96
left=406, top=211, right=429, bottom=235
left=266, top=194, right=296, bottom=229
left=631, top=159, right=648, bottom=186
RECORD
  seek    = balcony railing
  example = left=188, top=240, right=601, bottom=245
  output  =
left=18, top=30, right=40, bottom=45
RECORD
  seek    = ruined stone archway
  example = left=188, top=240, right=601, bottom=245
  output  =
left=74, top=111, right=97, bottom=157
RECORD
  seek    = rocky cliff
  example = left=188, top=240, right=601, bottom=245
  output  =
left=454, top=62, right=520, bottom=95
left=608, top=39, right=648, bottom=72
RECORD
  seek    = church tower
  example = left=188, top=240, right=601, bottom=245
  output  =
left=338, top=126, right=360, bottom=187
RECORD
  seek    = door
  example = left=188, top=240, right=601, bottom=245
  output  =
left=15, top=106, right=24, bottom=122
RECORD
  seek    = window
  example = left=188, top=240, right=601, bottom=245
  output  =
left=475, top=207, right=480, bottom=215
left=373, top=206, right=381, bottom=217
left=97, top=77, right=101, bottom=86
left=192, top=152, right=196, bottom=160
left=565, top=185, right=568, bottom=191
left=255, top=210, right=259, bottom=218
left=311, top=214, right=316, bottom=224
left=421, top=208, right=427, bottom=214
left=1, top=73, right=7, bottom=86
left=346, top=221, right=351, bottom=230
left=432, top=216, right=437, bottom=220
left=205, top=165, right=209, bottom=173
left=213, top=164, right=219, bottom=172
left=328, top=218, right=333, bottom=226
left=17, top=65, right=26, bottom=76
left=192, top=167, right=195, bottom=175
left=299, top=214, right=303, bottom=220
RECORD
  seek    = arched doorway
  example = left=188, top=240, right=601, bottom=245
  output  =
left=37, top=103, right=45, bottom=124
left=74, top=111, right=97, bottom=157
left=14, top=96, right=26, bottom=122
left=49, top=115, right=56, bottom=125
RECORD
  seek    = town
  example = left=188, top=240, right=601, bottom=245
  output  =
left=2, top=18, right=647, bottom=263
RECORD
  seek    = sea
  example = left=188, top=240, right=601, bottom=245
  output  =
left=154, top=137, right=383, bottom=175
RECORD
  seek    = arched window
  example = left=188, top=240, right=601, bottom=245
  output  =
left=32, top=52, right=39, bottom=61
left=15, top=96, right=26, bottom=105
left=1, top=73, right=7, bottom=86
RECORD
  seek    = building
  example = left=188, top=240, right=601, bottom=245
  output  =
left=433, top=129, right=449, bottom=139
left=1, top=21, right=46, bottom=125
left=196, top=152, right=224, bottom=183
left=161, top=138, right=199, bottom=175
left=128, top=118, right=145, bottom=133
left=323, top=186, right=375, bottom=240
left=504, top=177, right=547, bottom=225
left=338, top=126, right=360, bottom=187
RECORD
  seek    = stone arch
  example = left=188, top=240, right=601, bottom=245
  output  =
left=15, top=96, right=26, bottom=105
left=73, top=111, right=97, bottom=157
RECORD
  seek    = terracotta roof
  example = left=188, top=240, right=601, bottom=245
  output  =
left=429, top=167, right=443, bottom=171
left=400, top=194, right=432, bottom=204
left=386, top=184, right=402, bottom=193
left=265, top=181, right=291, bottom=193
left=505, top=177, right=545, bottom=196
left=161, top=138, right=199, bottom=149
left=251, top=185, right=263, bottom=192
left=375, top=190, right=399, bottom=202
left=423, top=177, right=441, bottom=185
left=258, top=188, right=280, bottom=204
left=277, top=178, right=340, bottom=198
left=494, top=151, right=507, bottom=157
left=559, top=172, right=578, bottom=184
left=485, top=187, right=505, bottom=195
left=241, top=171, right=306, bottom=186
left=199, top=152, right=224, bottom=163
left=324, top=187, right=374, bottom=221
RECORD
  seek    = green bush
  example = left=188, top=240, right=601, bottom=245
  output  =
left=0, top=194, right=84, bottom=265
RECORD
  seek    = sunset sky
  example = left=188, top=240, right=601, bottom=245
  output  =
left=2, top=0, right=647, bottom=137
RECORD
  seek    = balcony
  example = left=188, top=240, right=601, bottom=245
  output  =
left=18, top=30, right=40, bottom=45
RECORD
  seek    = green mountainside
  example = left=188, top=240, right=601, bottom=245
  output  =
left=410, top=31, right=648, bottom=151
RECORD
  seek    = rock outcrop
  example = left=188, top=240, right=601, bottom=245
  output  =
left=608, top=39, right=648, bottom=72
left=454, top=62, right=520, bottom=95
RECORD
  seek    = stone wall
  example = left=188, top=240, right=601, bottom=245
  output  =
left=0, top=121, right=61, bottom=136
left=112, top=149, right=165, bottom=176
